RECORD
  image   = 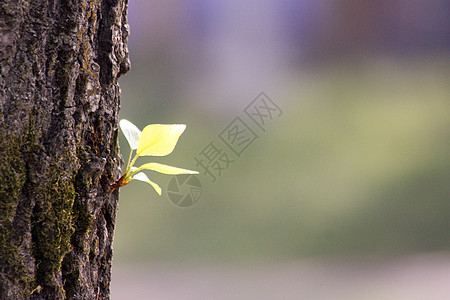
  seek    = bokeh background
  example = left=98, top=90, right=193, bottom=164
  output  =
left=111, top=1, right=449, bottom=299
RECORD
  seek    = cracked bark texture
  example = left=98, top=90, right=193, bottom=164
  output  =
left=0, top=0, right=130, bottom=299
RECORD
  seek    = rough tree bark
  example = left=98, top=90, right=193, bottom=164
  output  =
left=0, top=0, right=130, bottom=299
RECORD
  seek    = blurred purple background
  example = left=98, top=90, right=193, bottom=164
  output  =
left=123, top=0, right=448, bottom=113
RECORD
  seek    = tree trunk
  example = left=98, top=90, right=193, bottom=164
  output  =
left=0, top=0, right=130, bottom=298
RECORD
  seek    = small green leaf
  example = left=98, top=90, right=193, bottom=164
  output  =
left=136, top=162, right=199, bottom=175
left=120, top=119, right=142, bottom=150
left=137, top=124, right=186, bottom=157
left=132, top=172, right=162, bottom=195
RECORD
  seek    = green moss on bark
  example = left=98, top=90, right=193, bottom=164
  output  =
left=31, top=176, right=76, bottom=298
left=0, top=135, right=31, bottom=297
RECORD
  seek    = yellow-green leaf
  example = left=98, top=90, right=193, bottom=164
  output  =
left=120, top=119, right=141, bottom=150
left=137, top=124, right=186, bottom=157
left=136, top=162, right=199, bottom=175
left=132, top=172, right=162, bottom=195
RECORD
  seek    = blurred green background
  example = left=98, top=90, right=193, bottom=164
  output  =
left=113, top=0, right=449, bottom=265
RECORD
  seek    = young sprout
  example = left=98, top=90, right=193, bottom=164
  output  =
left=110, top=119, right=198, bottom=195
